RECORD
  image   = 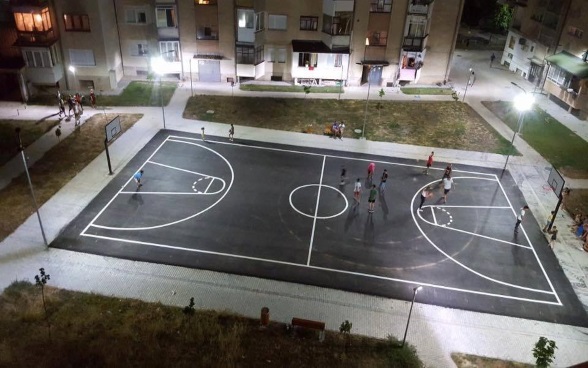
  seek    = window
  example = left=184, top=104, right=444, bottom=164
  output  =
left=159, top=41, right=180, bottom=61
left=255, top=45, right=264, bottom=64
left=334, top=54, right=342, bottom=67
left=131, top=43, right=149, bottom=56
left=268, top=47, right=275, bottom=62
left=367, top=31, right=388, bottom=46
left=407, top=20, right=426, bottom=37
left=508, top=36, right=515, bottom=49
left=268, top=14, right=287, bottom=30
left=255, top=12, right=265, bottom=31
left=568, top=26, right=584, bottom=39
left=69, top=49, right=96, bottom=66
left=236, top=46, right=254, bottom=64
left=196, top=0, right=217, bottom=4
left=14, top=7, right=52, bottom=32
left=237, top=9, right=253, bottom=29
left=298, top=53, right=317, bottom=67
left=324, top=12, right=352, bottom=35
left=125, top=9, right=147, bottom=24
left=156, top=7, right=176, bottom=28
left=370, top=0, right=392, bottom=12
left=23, top=49, right=52, bottom=68
left=300, top=16, right=318, bottom=31
left=278, top=48, right=286, bottom=63
left=197, top=26, right=218, bottom=40
left=63, top=14, right=90, bottom=32
left=547, top=66, right=572, bottom=87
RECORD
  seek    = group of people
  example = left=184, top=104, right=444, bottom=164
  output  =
left=57, top=89, right=97, bottom=126
left=330, top=121, right=345, bottom=139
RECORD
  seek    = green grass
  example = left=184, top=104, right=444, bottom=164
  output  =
left=401, top=88, right=454, bottom=95
left=184, top=96, right=514, bottom=154
left=483, top=101, right=588, bottom=178
left=240, top=84, right=344, bottom=93
left=27, top=81, right=177, bottom=107
left=0, top=281, right=423, bottom=368
left=0, top=119, right=59, bottom=166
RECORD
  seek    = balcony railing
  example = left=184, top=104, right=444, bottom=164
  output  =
left=10, top=0, right=49, bottom=7
left=14, top=29, right=57, bottom=46
left=403, top=34, right=428, bottom=52
left=408, top=2, right=431, bottom=15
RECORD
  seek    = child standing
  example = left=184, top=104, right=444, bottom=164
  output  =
left=134, top=170, right=144, bottom=189
left=353, top=178, right=362, bottom=203
left=424, top=151, right=434, bottom=175
left=543, top=211, right=555, bottom=232
left=548, top=226, right=558, bottom=249
left=229, top=124, right=234, bottom=141
left=368, top=184, right=377, bottom=213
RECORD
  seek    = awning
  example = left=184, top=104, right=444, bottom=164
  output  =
left=291, top=40, right=349, bottom=54
left=528, top=56, right=544, bottom=65
left=545, top=51, right=588, bottom=78
left=357, top=60, right=390, bottom=66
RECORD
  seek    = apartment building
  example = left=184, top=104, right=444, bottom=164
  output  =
left=0, top=0, right=464, bottom=102
left=500, top=0, right=588, bottom=118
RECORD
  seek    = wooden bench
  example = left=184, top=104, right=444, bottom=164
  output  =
left=291, top=317, right=326, bottom=341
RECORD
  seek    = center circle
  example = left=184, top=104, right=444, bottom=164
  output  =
left=289, top=184, right=349, bottom=219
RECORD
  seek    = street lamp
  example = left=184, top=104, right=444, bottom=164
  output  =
left=151, top=57, right=167, bottom=129
left=15, top=128, right=48, bottom=246
left=501, top=92, right=534, bottom=177
left=401, top=285, right=423, bottom=348
left=462, top=68, right=475, bottom=101
left=68, top=65, right=77, bottom=90
left=361, top=71, right=372, bottom=140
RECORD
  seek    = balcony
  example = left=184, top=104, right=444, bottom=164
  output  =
left=158, top=27, right=179, bottom=40
left=10, top=0, right=49, bottom=10
left=403, top=34, right=428, bottom=52
left=408, top=1, right=432, bottom=15
left=14, top=29, right=57, bottom=46
left=195, top=0, right=217, bottom=4
left=25, top=63, right=63, bottom=85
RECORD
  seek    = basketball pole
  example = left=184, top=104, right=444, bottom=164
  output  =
left=548, top=194, right=563, bottom=233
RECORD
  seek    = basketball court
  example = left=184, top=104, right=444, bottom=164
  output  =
left=52, top=130, right=588, bottom=326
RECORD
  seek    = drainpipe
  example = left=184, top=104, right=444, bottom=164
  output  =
left=176, top=0, right=184, bottom=80
left=112, top=0, right=125, bottom=84
left=444, top=0, right=465, bottom=84
left=397, top=0, right=409, bottom=86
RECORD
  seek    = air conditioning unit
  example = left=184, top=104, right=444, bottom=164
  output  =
left=519, top=38, right=527, bottom=45
left=567, top=88, right=574, bottom=93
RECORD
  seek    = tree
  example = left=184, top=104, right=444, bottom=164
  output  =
left=493, top=4, right=513, bottom=35
left=377, top=88, right=385, bottom=119
left=34, top=268, right=52, bottom=342
left=339, top=320, right=353, bottom=354
left=303, top=85, right=311, bottom=99
left=533, top=336, right=557, bottom=368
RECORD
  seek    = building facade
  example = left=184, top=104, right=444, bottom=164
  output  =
left=0, top=0, right=464, bottom=101
left=500, top=0, right=588, bottom=118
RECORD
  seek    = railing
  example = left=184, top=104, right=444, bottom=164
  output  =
left=403, top=34, right=428, bottom=52
left=10, top=0, right=49, bottom=7
left=15, top=29, right=57, bottom=45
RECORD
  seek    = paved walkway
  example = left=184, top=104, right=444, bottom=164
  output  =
left=1, top=49, right=588, bottom=367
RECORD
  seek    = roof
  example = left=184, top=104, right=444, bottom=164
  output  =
left=357, top=60, right=390, bottom=66
left=291, top=40, right=349, bottom=54
left=545, top=51, right=588, bottom=78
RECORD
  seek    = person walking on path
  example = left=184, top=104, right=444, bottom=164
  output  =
left=548, top=226, right=558, bottom=249
left=89, top=89, right=96, bottom=108
left=73, top=100, right=82, bottom=126
left=229, top=124, right=234, bottom=141
left=368, top=184, right=377, bottom=213
left=367, top=162, right=375, bottom=182
left=440, top=163, right=452, bottom=184
left=58, top=96, right=65, bottom=118
left=514, top=205, right=530, bottom=233
left=201, top=127, right=206, bottom=141
left=379, top=169, right=388, bottom=193
left=543, top=211, right=555, bottom=232
left=424, top=151, right=434, bottom=175
left=67, top=95, right=74, bottom=117
left=442, top=176, right=454, bottom=203
left=490, top=53, right=496, bottom=67
left=353, top=178, right=362, bottom=203
left=340, top=166, right=347, bottom=185
left=134, top=170, right=144, bottom=189
left=418, top=187, right=433, bottom=210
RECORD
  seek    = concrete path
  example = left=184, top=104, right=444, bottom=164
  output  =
left=1, top=49, right=588, bottom=367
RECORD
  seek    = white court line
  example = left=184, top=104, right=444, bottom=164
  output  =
left=204, top=178, right=214, bottom=193
left=147, top=159, right=224, bottom=182
left=494, top=174, right=562, bottom=305
left=119, top=191, right=213, bottom=195
left=81, top=137, right=172, bottom=235
left=411, top=179, right=557, bottom=296
left=433, top=205, right=512, bottom=209
left=417, top=207, right=531, bottom=249
left=167, top=135, right=496, bottom=177
left=80, top=232, right=561, bottom=306
left=431, top=207, right=438, bottom=225
left=307, top=156, right=326, bottom=266
left=85, top=138, right=234, bottom=232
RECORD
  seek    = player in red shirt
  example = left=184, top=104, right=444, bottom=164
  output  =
left=424, top=151, right=434, bottom=175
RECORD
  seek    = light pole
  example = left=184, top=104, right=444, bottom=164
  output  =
left=68, top=65, right=77, bottom=91
left=361, top=67, right=372, bottom=140
left=151, top=57, right=166, bottom=129
left=501, top=92, right=534, bottom=177
left=462, top=68, right=475, bottom=101
left=401, top=286, right=422, bottom=348
left=15, top=127, right=48, bottom=247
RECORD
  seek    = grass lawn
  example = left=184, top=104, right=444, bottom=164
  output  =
left=184, top=96, right=514, bottom=154
left=0, top=119, right=59, bottom=166
left=451, top=353, right=532, bottom=368
left=27, top=81, right=177, bottom=107
left=240, top=84, right=343, bottom=93
left=401, top=87, right=454, bottom=95
left=564, top=188, right=588, bottom=219
left=483, top=101, right=588, bottom=178
left=0, top=281, right=423, bottom=368
left=0, top=113, right=142, bottom=242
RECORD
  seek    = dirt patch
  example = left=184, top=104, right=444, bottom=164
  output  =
left=184, top=97, right=513, bottom=154
left=452, top=353, right=532, bottom=368
left=0, top=113, right=142, bottom=242
left=0, top=119, right=60, bottom=166
left=0, top=282, right=423, bottom=367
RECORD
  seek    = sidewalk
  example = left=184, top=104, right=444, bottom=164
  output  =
left=1, top=51, right=588, bottom=366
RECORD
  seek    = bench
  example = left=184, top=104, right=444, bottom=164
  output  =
left=291, top=317, right=326, bottom=341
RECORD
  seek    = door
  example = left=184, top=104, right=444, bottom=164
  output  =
left=198, top=60, right=221, bottom=82
left=361, top=65, right=383, bottom=85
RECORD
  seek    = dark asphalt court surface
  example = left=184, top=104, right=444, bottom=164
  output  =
left=52, top=130, right=588, bottom=327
